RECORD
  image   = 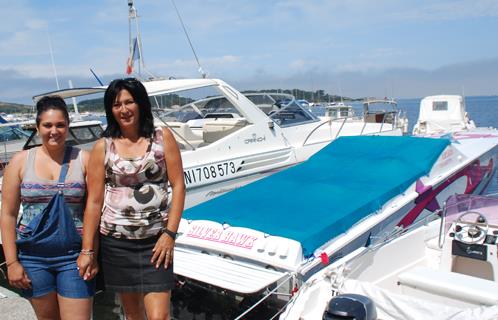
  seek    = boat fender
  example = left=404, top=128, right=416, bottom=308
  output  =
left=323, top=293, right=377, bottom=320
left=320, top=252, right=329, bottom=265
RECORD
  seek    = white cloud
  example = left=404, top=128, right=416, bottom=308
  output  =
left=393, top=0, right=498, bottom=21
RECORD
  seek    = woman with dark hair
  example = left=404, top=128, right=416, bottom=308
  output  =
left=77, top=78, right=185, bottom=319
left=1, top=96, right=96, bottom=319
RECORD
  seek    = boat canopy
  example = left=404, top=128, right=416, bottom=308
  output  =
left=413, top=95, right=476, bottom=134
left=184, top=136, right=450, bottom=256
left=32, top=79, right=220, bottom=102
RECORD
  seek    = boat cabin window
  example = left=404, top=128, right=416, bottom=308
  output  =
left=151, top=86, right=248, bottom=150
left=432, top=101, right=448, bottom=111
left=325, top=107, right=355, bottom=119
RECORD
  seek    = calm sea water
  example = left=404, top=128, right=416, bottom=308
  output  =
left=3, top=96, right=498, bottom=319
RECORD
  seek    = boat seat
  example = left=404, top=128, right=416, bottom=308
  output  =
left=166, top=121, right=204, bottom=147
left=398, top=266, right=498, bottom=306
left=203, top=118, right=247, bottom=143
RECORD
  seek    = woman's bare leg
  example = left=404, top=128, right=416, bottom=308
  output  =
left=58, top=295, right=93, bottom=320
left=30, top=291, right=61, bottom=320
left=119, top=292, right=146, bottom=320
left=143, top=291, right=171, bottom=320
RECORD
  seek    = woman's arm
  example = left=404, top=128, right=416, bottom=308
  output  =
left=0, top=151, right=31, bottom=289
left=151, top=128, right=186, bottom=268
left=77, top=139, right=106, bottom=280
left=163, top=127, right=185, bottom=236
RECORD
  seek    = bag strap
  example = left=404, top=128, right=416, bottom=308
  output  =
left=57, top=146, right=73, bottom=189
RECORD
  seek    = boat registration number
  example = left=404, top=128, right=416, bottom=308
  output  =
left=184, top=161, right=237, bottom=186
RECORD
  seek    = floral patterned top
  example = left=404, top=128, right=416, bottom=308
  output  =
left=100, top=127, right=169, bottom=239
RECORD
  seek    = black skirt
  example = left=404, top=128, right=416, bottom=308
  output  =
left=100, top=234, right=175, bottom=292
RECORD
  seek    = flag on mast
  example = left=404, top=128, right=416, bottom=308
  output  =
left=126, top=37, right=140, bottom=74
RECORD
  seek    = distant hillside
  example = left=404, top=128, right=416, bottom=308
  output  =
left=78, top=97, right=105, bottom=112
left=0, top=102, right=33, bottom=113
left=241, top=89, right=353, bottom=103
left=0, top=88, right=357, bottom=114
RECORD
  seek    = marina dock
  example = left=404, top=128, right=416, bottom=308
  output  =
left=0, top=285, right=35, bottom=319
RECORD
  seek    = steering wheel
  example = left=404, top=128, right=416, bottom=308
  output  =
left=454, top=211, right=488, bottom=244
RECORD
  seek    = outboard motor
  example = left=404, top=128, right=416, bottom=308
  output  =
left=323, top=294, right=377, bottom=320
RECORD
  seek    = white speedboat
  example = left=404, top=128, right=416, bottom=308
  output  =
left=172, top=127, right=498, bottom=313
left=30, top=0, right=403, bottom=210
left=413, top=95, right=476, bottom=135
left=280, top=194, right=498, bottom=320
left=37, top=79, right=403, bottom=209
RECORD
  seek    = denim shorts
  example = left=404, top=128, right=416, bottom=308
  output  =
left=19, top=253, right=96, bottom=299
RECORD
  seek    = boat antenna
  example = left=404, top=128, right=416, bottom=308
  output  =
left=170, top=0, right=207, bottom=78
left=89, top=68, right=104, bottom=86
left=48, top=32, right=61, bottom=90
left=68, top=80, right=82, bottom=121
left=127, top=0, right=155, bottom=79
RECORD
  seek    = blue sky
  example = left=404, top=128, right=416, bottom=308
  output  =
left=1, top=0, right=498, bottom=103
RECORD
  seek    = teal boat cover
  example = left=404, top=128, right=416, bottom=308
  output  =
left=184, top=136, right=450, bottom=256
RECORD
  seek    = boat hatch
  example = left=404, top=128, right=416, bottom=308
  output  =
left=174, top=247, right=290, bottom=294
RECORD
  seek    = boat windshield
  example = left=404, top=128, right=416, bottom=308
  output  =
left=363, top=99, right=399, bottom=124
left=23, top=122, right=103, bottom=150
left=269, top=100, right=318, bottom=127
left=151, top=85, right=248, bottom=149
left=443, top=194, right=498, bottom=234
left=0, top=126, right=30, bottom=142
left=152, top=86, right=244, bottom=123
left=244, top=92, right=294, bottom=115
left=245, top=92, right=319, bottom=126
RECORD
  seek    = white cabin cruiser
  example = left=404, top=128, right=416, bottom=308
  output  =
left=173, top=131, right=498, bottom=314
left=363, top=98, right=409, bottom=135
left=413, top=95, right=476, bottom=135
left=36, top=79, right=403, bottom=209
left=317, top=99, right=409, bottom=138
left=280, top=194, right=498, bottom=320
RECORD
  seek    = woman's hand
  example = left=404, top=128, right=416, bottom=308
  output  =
left=7, top=262, right=31, bottom=289
left=151, top=233, right=175, bottom=269
left=76, top=253, right=99, bottom=281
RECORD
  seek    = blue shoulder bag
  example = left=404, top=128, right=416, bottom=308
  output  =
left=16, top=146, right=82, bottom=257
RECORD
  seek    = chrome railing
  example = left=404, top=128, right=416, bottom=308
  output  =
left=302, top=111, right=402, bottom=147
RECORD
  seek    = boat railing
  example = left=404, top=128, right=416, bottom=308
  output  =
left=233, top=272, right=294, bottom=320
left=359, top=110, right=398, bottom=135
left=302, top=111, right=399, bottom=147
left=302, top=116, right=352, bottom=147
